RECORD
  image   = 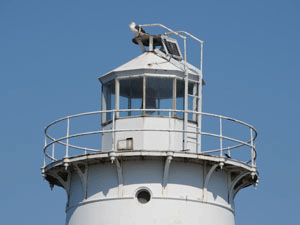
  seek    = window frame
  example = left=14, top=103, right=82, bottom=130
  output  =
left=101, top=74, right=200, bottom=124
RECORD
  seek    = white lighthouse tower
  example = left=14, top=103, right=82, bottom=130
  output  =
left=42, top=23, right=258, bottom=225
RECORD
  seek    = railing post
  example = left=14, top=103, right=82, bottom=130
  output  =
left=250, top=128, right=254, bottom=167
left=219, top=117, right=223, bottom=157
left=43, top=156, right=46, bottom=170
left=183, top=37, right=188, bottom=151
left=112, top=110, right=115, bottom=151
left=44, top=136, right=47, bottom=167
left=197, top=45, right=203, bottom=153
left=173, top=78, right=177, bottom=118
left=197, top=78, right=202, bottom=153
left=169, top=110, right=171, bottom=151
left=52, top=142, right=55, bottom=162
left=66, top=117, right=70, bottom=157
left=100, top=111, right=103, bottom=152
left=44, top=135, right=47, bottom=147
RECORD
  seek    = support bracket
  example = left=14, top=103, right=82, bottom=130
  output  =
left=46, top=170, right=71, bottom=196
left=228, top=171, right=250, bottom=205
left=73, top=163, right=88, bottom=199
left=110, top=152, right=123, bottom=197
left=162, top=152, right=173, bottom=196
left=202, top=163, right=219, bottom=201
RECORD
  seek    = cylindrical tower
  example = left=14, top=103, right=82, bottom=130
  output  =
left=42, top=23, right=258, bottom=225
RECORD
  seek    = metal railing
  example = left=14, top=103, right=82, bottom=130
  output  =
left=43, top=109, right=257, bottom=168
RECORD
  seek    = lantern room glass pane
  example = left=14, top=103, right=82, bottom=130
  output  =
left=176, top=79, right=198, bottom=121
left=119, top=77, right=143, bottom=117
left=176, top=79, right=184, bottom=118
left=102, top=80, right=115, bottom=122
left=188, top=81, right=198, bottom=122
left=146, top=77, right=173, bottom=116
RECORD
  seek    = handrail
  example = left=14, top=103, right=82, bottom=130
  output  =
left=138, top=24, right=204, bottom=73
left=43, top=109, right=257, bottom=168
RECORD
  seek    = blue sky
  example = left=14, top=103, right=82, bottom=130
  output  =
left=1, top=0, right=299, bottom=224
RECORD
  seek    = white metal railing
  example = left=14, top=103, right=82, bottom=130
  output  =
left=43, top=109, right=257, bottom=168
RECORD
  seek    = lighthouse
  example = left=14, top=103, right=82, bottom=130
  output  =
left=42, top=23, right=258, bottom=225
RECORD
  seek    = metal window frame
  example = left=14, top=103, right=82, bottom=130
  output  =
left=115, top=75, right=179, bottom=116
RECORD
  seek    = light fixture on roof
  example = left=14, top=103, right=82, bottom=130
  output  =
left=129, top=23, right=182, bottom=61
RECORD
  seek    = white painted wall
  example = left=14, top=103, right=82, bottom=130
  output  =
left=66, top=159, right=234, bottom=225
left=102, top=117, right=198, bottom=153
left=66, top=199, right=234, bottom=225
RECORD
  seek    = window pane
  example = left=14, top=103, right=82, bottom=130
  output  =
left=176, top=79, right=184, bottom=118
left=188, top=81, right=198, bottom=122
left=176, top=79, right=198, bottom=121
left=119, top=78, right=143, bottom=117
left=102, top=80, right=115, bottom=122
left=146, top=77, right=173, bottom=116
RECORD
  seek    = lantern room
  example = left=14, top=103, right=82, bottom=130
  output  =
left=99, top=32, right=204, bottom=153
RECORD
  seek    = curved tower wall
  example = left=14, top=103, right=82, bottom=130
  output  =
left=66, top=158, right=235, bottom=225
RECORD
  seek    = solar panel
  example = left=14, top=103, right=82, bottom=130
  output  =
left=161, top=36, right=182, bottom=60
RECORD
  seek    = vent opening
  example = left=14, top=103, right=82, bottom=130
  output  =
left=136, top=189, right=151, bottom=204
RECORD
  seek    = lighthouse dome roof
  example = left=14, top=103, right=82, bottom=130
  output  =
left=99, top=50, right=202, bottom=83
left=112, top=51, right=181, bottom=72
